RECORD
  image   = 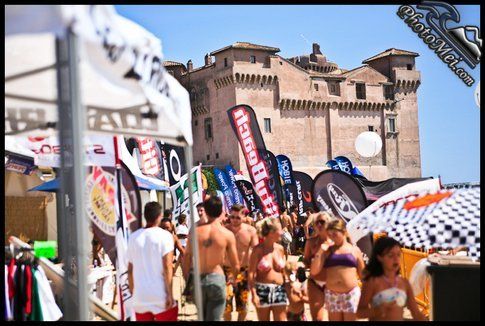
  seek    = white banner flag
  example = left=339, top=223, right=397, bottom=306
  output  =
left=169, top=165, right=202, bottom=229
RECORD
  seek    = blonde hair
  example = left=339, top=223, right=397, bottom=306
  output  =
left=326, top=219, right=352, bottom=244
left=256, top=217, right=279, bottom=237
left=285, top=261, right=297, bottom=275
left=315, top=211, right=335, bottom=224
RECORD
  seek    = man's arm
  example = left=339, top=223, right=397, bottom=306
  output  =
left=162, top=250, right=174, bottom=308
left=174, top=234, right=186, bottom=256
left=303, top=214, right=313, bottom=239
left=182, top=233, right=193, bottom=280
left=127, top=263, right=134, bottom=294
left=226, top=232, right=240, bottom=276
left=288, top=215, right=294, bottom=235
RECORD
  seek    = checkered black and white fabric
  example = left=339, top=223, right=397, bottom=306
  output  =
left=349, top=188, right=480, bottom=259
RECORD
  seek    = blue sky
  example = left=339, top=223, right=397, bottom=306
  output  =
left=116, top=5, right=480, bottom=184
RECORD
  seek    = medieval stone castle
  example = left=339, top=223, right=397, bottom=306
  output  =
left=164, top=42, right=422, bottom=180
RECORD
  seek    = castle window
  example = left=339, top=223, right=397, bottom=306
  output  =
left=328, top=82, right=341, bottom=96
left=194, top=120, right=198, bottom=126
left=314, top=83, right=319, bottom=91
left=207, top=154, right=210, bottom=161
left=216, top=153, right=219, bottom=159
left=204, top=118, right=213, bottom=140
left=407, top=64, right=413, bottom=70
left=264, top=118, right=272, bottom=133
left=368, top=126, right=374, bottom=132
left=224, top=58, right=228, bottom=67
left=356, top=83, right=366, bottom=100
left=250, top=55, right=256, bottom=64
left=384, top=85, right=394, bottom=100
left=279, top=61, right=283, bottom=65
left=190, top=88, right=197, bottom=101
left=387, top=116, right=397, bottom=133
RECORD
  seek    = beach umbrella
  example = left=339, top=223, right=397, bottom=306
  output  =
left=349, top=188, right=480, bottom=259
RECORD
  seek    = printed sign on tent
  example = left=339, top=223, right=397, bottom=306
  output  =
left=169, top=165, right=202, bottom=228
left=19, top=134, right=116, bottom=168
left=84, top=164, right=141, bottom=265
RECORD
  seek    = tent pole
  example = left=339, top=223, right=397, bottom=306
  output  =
left=56, top=28, right=90, bottom=320
left=184, top=145, right=203, bottom=321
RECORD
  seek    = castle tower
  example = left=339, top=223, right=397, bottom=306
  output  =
left=363, top=49, right=421, bottom=177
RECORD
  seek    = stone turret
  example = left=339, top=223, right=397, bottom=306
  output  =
left=204, top=53, right=212, bottom=66
left=187, top=59, right=193, bottom=72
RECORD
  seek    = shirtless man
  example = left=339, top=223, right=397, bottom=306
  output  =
left=279, top=208, right=294, bottom=258
left=182, top=196, right=240, bottom=321
left=223, top=204, right=259, bottom=321
left=303, top=208, right=316, bottom=240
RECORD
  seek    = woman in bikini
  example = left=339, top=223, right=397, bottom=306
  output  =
left=311, top=219, right=365, bottom=321
left=357, top=236, right=427, bottom=321
left=303, top=212, right=333, bottom=321
left=248, top=218, right=288, bottom=321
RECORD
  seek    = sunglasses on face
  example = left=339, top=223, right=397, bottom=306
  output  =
left=315, top=220, right=326, bottom=226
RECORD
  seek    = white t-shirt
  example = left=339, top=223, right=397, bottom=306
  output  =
left=127, top=227, right=174, bottom=314
left=176, top=224, right=189, bottom=247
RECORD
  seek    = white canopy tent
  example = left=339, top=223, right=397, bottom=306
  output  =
left=5, top=5, right=203, bottom=321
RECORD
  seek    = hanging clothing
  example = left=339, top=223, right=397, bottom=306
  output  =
left=5, top=265, right=13, bottom=320
left=28, top=269, right=43, bottom=321
left=13, top=264, right=25, bottom=321
left=35, top=265, right=62, bottom=321
left=7, top=258, right=16, bottom=300
left=24, top=265, right=33, bottom=316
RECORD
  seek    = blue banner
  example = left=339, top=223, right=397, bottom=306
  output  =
left=352, top=166, right=365, bottom=178
left=326, top=159, right=340, bottom=171
left=214, top=168, right=235, bottom=212
left=276, top=155, right=295, bottom=186
left=225, top=165, right=245, bottom=206
left=334, top=156, right=353, bottom=174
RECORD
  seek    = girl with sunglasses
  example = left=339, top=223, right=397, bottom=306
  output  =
left=303, top=212, right=333, bottom=321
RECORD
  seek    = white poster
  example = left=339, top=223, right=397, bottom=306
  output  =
left=19, top=134, right=116, bottom=168
left=169, top=165, right=202, bottom=228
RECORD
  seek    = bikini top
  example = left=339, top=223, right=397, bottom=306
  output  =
left=372, top=287, right=407, bottom=308
left=323, top=252, right=358, bottom=268
left=257, top=254, right=285, bottom=272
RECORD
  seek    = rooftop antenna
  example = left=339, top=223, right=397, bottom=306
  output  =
left=300, top=34, right=311, bottom=46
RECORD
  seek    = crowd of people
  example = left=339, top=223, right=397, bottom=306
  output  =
left=126, top=195, right=428, bottom=322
